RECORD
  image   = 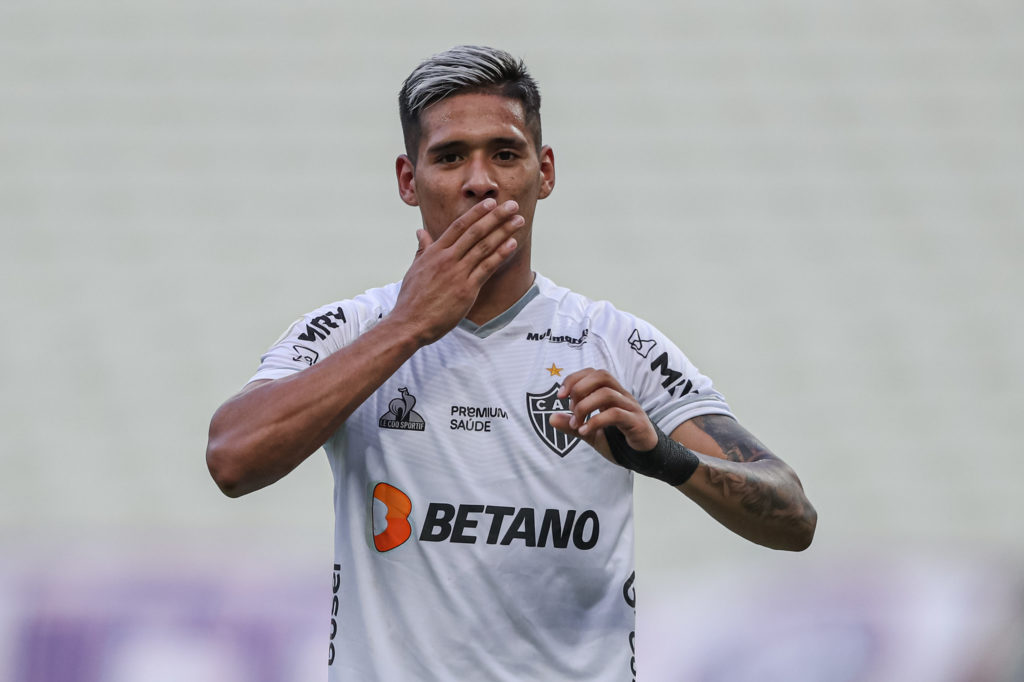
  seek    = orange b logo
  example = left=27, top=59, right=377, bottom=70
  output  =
left=371, top=482, right=413, bottom=552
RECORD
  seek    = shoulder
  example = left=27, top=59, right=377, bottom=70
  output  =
left=534, top=275, right=657, bottom=364
left=533, top=274, right=640, bottom=332
left=315, top=281, right=401, bottom=321
left=348, top=281, right=402, bottom=321
left=251, top=281, right=400, bottom=381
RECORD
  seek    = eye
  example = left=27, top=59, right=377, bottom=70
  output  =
left=495, top=150, right=518, bottom=162
left=438, top=153, right=461, bottom=164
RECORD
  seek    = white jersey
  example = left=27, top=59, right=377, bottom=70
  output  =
left=250, top=274, right=732, bottom=681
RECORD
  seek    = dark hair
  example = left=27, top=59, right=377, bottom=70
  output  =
left=398, top=45, right=542, bottom=163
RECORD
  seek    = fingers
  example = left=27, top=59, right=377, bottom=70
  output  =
left=469, top=236, right=517, bottom=285
left=417, top=200, right=522, bottom=287
left=433, top=198, right=499, bottom=248
left=559, top=371, right=632, bottom=435
left=448, top=200, right=524, bottom=260
left=457, top=205, right=523, bottom=268
left=464, top=211, right=523, bottom=265
left=567, top=388, right=635, bottom=432
left=548, top=411, right=574, bottom=434
left=556, top=368, right=627, bottom=409
left=415, top=199, right=522, bottom=289
left=414, top=229, right=432, bottom=258
left=551, top=368, right=658, bottom=451
left=435, top=199, right=521, bottom=254
left=549, top=409, right=614, bottom=463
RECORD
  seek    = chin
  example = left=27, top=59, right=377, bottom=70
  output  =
left=497, top=243, right=529, bottom=275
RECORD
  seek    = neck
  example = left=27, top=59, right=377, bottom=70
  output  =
left=465, top=248, right=534, bottom=325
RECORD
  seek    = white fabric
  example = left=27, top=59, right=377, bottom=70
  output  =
left=250, top=274, right=732, bottom=681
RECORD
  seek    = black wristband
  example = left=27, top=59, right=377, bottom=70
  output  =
left=604, top=422, right=700, bottom=486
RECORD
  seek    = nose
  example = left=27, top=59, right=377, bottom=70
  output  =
left=462, top=155, right=499, bottom=199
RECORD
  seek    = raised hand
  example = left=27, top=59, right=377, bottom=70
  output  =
left=548, top=368, right=658, bottom=463
left=391, top=198, right=524, bottom=346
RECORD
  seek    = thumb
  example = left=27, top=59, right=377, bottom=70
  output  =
left=549, top=412, right=575, bottom=436
left=550, top=413, right=613, bottom=461
left=550, top=412, right=596, bottom=447
left=414, top=229, right=433, bottom=257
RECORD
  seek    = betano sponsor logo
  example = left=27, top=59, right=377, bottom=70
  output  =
left=368, top=482, right=600, bottom=553
left=421, top=503, right=599, bottom=550
left=370, top=482, right=414, bottom=552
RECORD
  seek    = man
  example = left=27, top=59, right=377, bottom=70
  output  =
left=207, top=45, right=816, bottom=680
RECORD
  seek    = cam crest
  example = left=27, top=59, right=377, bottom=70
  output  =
left=526, top=383, right=583, bottom=457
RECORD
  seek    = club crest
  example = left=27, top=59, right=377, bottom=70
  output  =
left=526, top=383, right=582, bottom=457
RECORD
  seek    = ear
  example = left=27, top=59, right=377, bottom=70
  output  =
left=537, top=146, right=555, bottom=200
left=396, top=154, right=418, bottom=206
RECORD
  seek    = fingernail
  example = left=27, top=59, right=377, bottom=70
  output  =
left=504, top=200, right=518, bottom=211
left=482, top=198, right=497, bottom=209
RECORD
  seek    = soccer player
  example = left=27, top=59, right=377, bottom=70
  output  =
left=206, top=45, right=816, bottom=681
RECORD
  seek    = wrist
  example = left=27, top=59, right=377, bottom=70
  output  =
left=380, top=309, right=437, bottom=350
left=604, top=422, right=700, bottom=486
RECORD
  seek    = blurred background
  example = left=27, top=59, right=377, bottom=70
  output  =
left=2, top=1, right=1022, bottom=680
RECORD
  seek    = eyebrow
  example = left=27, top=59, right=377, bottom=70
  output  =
left=425, top=136, right=529, bottom=158
left=488, top=137, right=529, bottom=149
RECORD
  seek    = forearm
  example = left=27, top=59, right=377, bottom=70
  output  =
left=548, top=373, right=817, bottom=551
left=679, top=455, right=817, bottom=551
left=207, top=199, right=526, bottom=497
left=206, top=316, right=421, bottom=497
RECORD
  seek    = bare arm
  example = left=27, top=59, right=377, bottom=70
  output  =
left=550, top=368, right=816, bottom=551
left=670, top=414, right=816, bottom=551
left=206, top=199, right=524, bottom=497
left=206, top=322, right=420, bottom=497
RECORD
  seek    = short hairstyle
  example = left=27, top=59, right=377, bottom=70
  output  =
left=398, top=45, right=542, bottom=163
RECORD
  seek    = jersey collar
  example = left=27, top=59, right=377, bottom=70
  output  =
left=456, top=281, right=540, bottom=339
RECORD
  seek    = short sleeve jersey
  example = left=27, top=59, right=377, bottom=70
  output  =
left=250, top=273, right=733, bottom=681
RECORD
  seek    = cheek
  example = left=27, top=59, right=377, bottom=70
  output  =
left=517, top=167, right=545, bottom=198
left=414, top=179, right=450, bottom=210
left=416, top=186, right=464, bottom=237
left=428, top=194, right=463, bottom=223
left=514, top=175, right=544, bottom=209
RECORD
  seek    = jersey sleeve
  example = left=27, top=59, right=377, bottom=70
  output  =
left=594, top=305, right=733, bottom=436
left=247, top=288, right=392, bottom=385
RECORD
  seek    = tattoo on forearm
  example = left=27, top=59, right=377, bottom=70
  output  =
left=690, top=416, right=816, bottom=531
left=703, top=467, right=800, bottom=520
left=690, top=415, right=771, bottom=463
